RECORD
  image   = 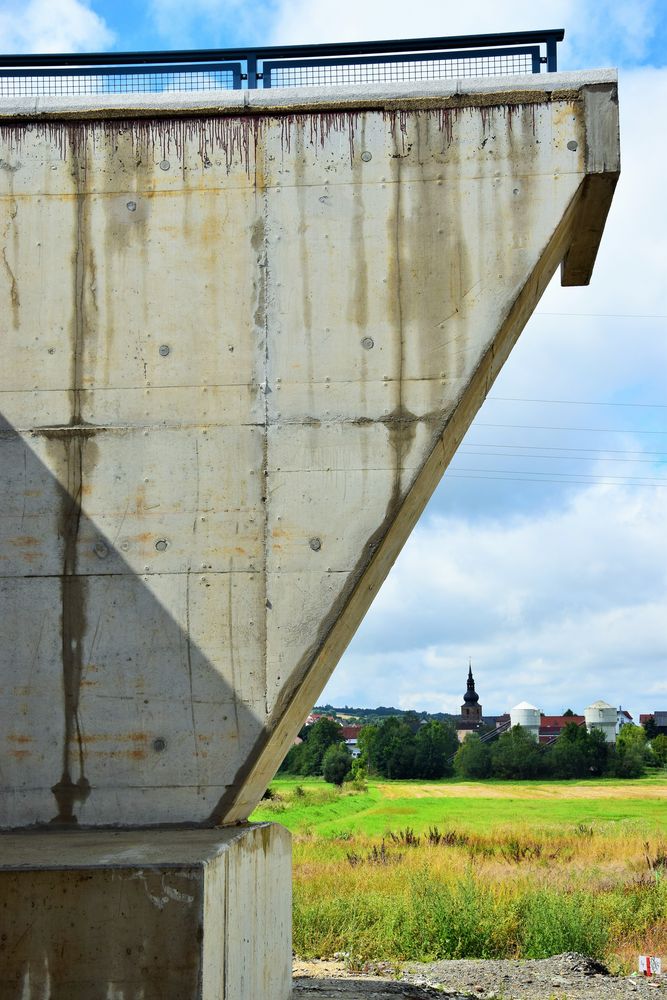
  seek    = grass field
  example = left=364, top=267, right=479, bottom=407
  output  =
left=253, top=773, right=667, bottom=836
left=251, top=774, right=667, bottom=972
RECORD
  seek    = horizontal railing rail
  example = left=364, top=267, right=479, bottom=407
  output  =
left=0, top=30, right=564, bottom=98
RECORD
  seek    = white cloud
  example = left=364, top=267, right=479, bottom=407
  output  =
left=398, top=689, right=462, bottom=714
left=270, top=0, right=571, bottom=47
left=146, top=0, right=277, bottom=47
left=567, top=0, right=660, bottom=66
left=269, top=0, right=662, bottom=68
left=0, top=0, right=113, bottom=52
left=325, top=486, right=667, bottom=717
left=321, top=61, right=667, bottom=721
left=143, top=0, right=659, bottom=66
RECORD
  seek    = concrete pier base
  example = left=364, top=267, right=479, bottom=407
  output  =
left=0, top=823, right=291, bottom=1000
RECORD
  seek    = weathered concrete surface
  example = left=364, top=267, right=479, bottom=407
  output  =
left=0, top=823, right=291, bottom=999
left=0, top=73, right=619, bottom=827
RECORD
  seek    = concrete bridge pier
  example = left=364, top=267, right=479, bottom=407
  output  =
left=0, top=69, right=619, bottom=998
left=0, top=826, right=291, bottom=999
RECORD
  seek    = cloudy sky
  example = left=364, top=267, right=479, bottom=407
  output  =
left=1, top=0, right=665, bottom=721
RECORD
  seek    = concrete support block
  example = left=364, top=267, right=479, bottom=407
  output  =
left=0, top=823, right=291, bottom=1000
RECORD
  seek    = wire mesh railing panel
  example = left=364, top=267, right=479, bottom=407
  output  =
left=264, top=49, right=538, bottom=88
left=0, top=65, right=241, bottom=97
left=0, top=32, right=562, bottom=96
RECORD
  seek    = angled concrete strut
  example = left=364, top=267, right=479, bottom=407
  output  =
left=0, top=73, right=619, bottom=829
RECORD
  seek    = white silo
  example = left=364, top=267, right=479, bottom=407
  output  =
left=585, top=700, right=617, bottom=743
left=510, top=702, right=541, bottom=741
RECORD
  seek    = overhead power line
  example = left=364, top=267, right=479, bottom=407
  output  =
left=465, top=442, right=667, bottom=456
left=446, top=473, right=667, bottom=489
left=487, top=396, right=667, bottom=409
left=459, top=450, right=665, bottom=465
left=536, top=311, right=667, bottom=319
left=476, top=423, right=667, bottom=435
left=450, top=466, right=667, bottom=484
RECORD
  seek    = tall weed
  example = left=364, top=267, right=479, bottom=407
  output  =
left=395, top=868, right=514, bottom=959
left=517, top=889, right=609, bottom=959
left=284, top=781, right=667, bottom=970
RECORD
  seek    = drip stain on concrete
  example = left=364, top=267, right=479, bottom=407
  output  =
left=0, top=104, right=542, bottom=177
left=48, top=429, right=96, bottom=824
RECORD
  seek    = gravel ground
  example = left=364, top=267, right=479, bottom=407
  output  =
left=293, top=954, right=666, bottom=998
left=294, top=980, right=453, bottom=998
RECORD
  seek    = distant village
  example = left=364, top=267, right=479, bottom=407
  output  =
left=307, top=664, right=666, bottom=757
left=280, top=664, right=667, bottom=783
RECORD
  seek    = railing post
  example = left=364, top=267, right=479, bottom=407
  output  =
left=246, top=52, right=258, bottom=89
left=546, top=35, right=558, bottom=72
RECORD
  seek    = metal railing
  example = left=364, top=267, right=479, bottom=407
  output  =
left=0, top=30, right=563, bottom=98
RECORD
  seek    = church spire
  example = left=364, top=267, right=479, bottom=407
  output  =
left=461, top=660, right=482, bottom=723
left=464, top=660, right=478, bottom=702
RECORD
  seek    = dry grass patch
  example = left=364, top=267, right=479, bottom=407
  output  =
left=376, top=780, right=667, bottom=801
left=292, top=825, right=667, bottom=971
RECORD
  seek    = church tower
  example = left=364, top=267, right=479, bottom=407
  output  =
left=461, top=661, right=482, bottom=723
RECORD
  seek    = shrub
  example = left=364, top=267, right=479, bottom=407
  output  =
left=491, top=725, right=545, bottom=780
left=652, top=734, right=667, bottom=767
left=453, top=733, right=491, bottom=779
left=413, top=720, right=458, bottom=778
left=546, top=723, right=609, bottom=779
left=322, top=744, right=352, bottom=786
left=609, top=744, right=645, bottom=778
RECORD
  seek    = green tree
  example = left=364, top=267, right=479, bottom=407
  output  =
left=547, top=723, right=608, bottom=778
left=546, top=722, right=587, bottom=778
left=491, top=725, right=544, bottom=779
left=413, top=720, right=458, bottom=779
left=611, top=724, right=648, bottom=778
left=586, top=726, right=612, bottom=775
left=652, top=734, right=667, bottom=767
left=357, top=724, right=379, bottom=774
left=370, top=716, right=416, bottom=778
left=322, top=744, right=352, bottom=786
left=402, top=710, right=422, bottom=734
left=453, top=733, right=491, bottom=779
left=349, top=757, right=367, bottom=783
left=563, top=708, right=575, bottom=717
left=609, top=744, right=645, bottom=777
left=299, top=717, right=344, bottom=775
left=278, top=742, right=305, bottom=774
left=616, top=724, right=647, bottom=751
left=642, top=716, right=659, bottom=740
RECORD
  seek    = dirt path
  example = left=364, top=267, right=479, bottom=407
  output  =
left=294, top=954, right=667, bottom=998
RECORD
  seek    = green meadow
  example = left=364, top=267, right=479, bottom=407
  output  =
left=252, top=773, right=667, bottom=836
left=251, top=775, right=667, bottom=972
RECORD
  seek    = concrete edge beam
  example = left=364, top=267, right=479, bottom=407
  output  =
left=561, top=83, right=620, bottom=286
left=0, top=69, right=618, bottom=121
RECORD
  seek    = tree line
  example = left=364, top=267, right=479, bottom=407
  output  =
left=454, top=721, right=665, bottom=780
left=280, top=715, right=667, bottom=784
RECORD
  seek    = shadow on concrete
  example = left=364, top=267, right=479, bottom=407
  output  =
left=0, top=411, right=263, bottom=828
